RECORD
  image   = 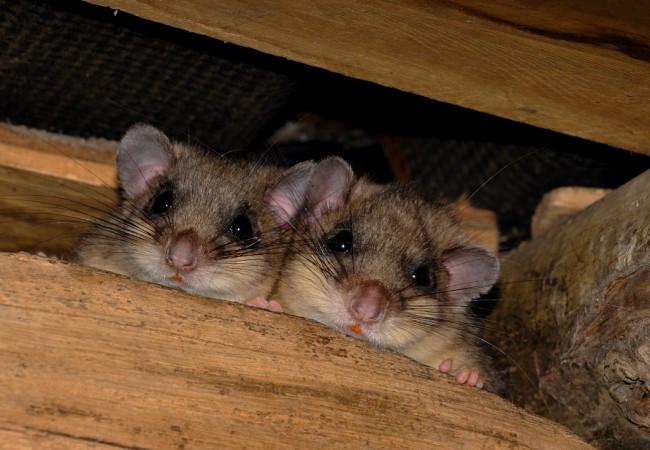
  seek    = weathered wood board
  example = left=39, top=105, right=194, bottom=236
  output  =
left=83, top=0, right=650, bottom=155
left=0, top=252, right=592, bottom=448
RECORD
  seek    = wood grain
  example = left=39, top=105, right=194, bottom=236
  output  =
left=0, top=125, right=117, bottom=256
left=0, top=252, right=592, bottom=449
left=83, top=0, right=650, bottom=155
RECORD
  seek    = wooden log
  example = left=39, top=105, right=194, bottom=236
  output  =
left=83, top=0, right=650, bottom=155
left=0, top=252, right=591, bottom=449
left=485, top=170, right=650, bottom=448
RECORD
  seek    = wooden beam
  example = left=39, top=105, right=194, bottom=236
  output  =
left=0, top=252, right=591, bottom=448
left=83, top=0, right=650, bottom=155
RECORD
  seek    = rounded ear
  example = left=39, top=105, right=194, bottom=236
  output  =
left=266, top=161, right=316, bottom=225
left=116, top=123, right=174, bottom=199
left=306, top=156, right=355, bottom=222
left=441, top=246, right=499, bottom=305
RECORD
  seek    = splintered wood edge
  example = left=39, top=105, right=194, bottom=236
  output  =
left=0, top=252, right=592, bottom=449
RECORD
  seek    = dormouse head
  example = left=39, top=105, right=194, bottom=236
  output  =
left=91, top=123, right=314, bottom=302
left=283, top=158, right=499, bottom=350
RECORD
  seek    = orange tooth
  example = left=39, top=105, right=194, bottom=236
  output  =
left=171, top=274, right=183, bottom=282
left=350, top=324, right=362, bottom=334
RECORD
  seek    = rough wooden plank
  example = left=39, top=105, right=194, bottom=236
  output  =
left=0, top=125, right=117, bottom=256
left=0, top=252, right=591, bottom=449
left=83, top=0, right=650, bottom=155
left=485, top=169, right=650, bottom=448
left=0, top=124, right=117, bottom=185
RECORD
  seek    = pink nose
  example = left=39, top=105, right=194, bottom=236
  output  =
left=348, top=281, right=389, bottom=323
left=166, top=231, right=198, bottom=272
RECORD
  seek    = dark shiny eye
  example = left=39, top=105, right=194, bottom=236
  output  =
left=326, top=230, right=353, bottom=254
left=229, top=213, right=256, bottom=243
left=411, top=265, right=432, bottom=287
left=150, top=190, right=174, bottom=215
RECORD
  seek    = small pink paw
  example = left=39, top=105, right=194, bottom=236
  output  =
left=244, top=296, right=284, bottom=313
left=438, top=359, right=484, bottom=389
left=266, top=300, right=283, bottom=313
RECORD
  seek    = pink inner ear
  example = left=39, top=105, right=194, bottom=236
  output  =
left=442, top=246, right=499, bottom=305
left=307, top=157, right=354, bottom=222
left=266, top=161, right=315, bottom=226
left=123, top=164, right=167, bottom=199
left=116, top=124, right=173, bottom=199
left=267, top=193, right=301, bottom=225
